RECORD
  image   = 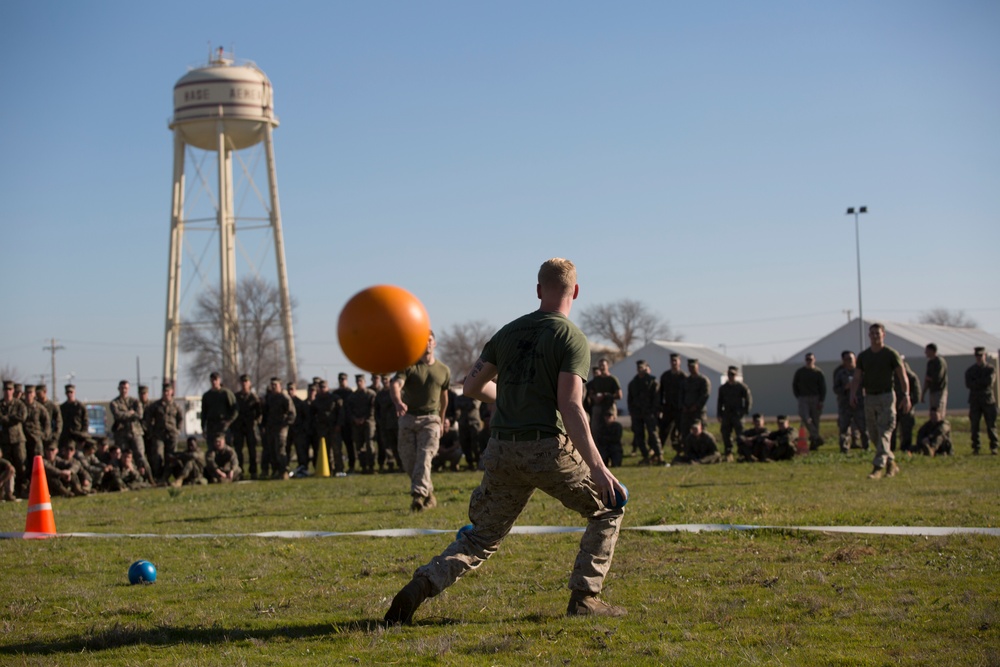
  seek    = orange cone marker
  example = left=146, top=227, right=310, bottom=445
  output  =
left=795, top=426, right=809, bottom=455
left=317, top=437, right=331, bottom=478
left=24, top=455, right=56, bottom=539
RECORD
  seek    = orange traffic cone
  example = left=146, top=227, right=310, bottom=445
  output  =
left=795, top=426, right=809, bottom=455
left=24, top=455, right=56, bottom=538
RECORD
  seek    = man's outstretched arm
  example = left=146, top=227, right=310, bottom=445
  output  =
left=557, top=371, right=626, bottom=508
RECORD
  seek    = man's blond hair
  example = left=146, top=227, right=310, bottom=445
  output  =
left=538, top=258, right=576, bottom=295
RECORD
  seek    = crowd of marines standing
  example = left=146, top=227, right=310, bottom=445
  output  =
left=1, top=330, right=995, bottom=499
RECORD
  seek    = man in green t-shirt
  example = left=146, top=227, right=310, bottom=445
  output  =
left=850, top=322, right=910, bottom=479
left=391, top=331, right=451, bottom=511
left=384, top=258, right=627, bottom=624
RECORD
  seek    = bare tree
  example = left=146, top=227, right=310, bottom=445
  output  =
left=579, top=299, right=678, bottom=359
left=436, top=320, right=495, bottom=378
left=180, top=276, right=297, bottom=388
left=918, top=308, right=978, bottom=329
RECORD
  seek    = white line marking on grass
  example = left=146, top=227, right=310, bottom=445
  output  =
left=1, top=524, right=998, bottom=539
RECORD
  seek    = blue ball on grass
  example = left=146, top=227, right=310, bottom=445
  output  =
left=128, top=560, right=157, bottom=585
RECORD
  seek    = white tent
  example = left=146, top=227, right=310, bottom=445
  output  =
left=784, top=318, right=1000, bottom=364
left=609, top=341, right=742, bottom=418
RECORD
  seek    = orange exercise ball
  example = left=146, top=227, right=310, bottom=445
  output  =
left=337, top=285, right=431, bottom=374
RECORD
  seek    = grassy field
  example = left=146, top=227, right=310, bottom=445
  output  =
left=1, top=419, right=997, bottom=666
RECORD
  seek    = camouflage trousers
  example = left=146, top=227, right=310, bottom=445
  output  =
left=659, top=407, right=683, bottom=452
left=264, top=425, right=288, bottom=474
left=398, top=413, right=442, bottom=497
left=837, top=399, right=868, bottom=451
left=415, top=435, right=624, bottom=597
left=114, top=431, right=151, bottom=479
left=231, top=425, right=259, bottom=477
left=631, top=411, right=660, bottom=458
left=718, top=413, right=744, bottom=455
left=864, top=392, right=896, bottom=470
left=351, top=420, right=376, bottom=471
left=797, top=396, right=823, bottom=444
left=969, top=401, right=998, bottom=450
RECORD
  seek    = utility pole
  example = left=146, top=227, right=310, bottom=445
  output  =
left=846, top=206, right=868, bottom=351
left=42, top=338, right=64, bottom=399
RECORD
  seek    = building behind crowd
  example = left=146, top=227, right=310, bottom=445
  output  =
left=612, top=320, right=1000, bottom=420
left=611, top=341, right=742, bottom=419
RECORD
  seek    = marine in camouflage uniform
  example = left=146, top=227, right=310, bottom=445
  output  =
left=0, top=380, right=28, bottom=497
left=658, top=354, right=686, bottom=452
left=833, top=351, right=868, bottom=453
left=627, top=360, right=661, bottom=464
left=391, top=332, right=451, bottom=510
left=294, top=382, right=319, bottom=473
left=737, top=413, right=769, bottom=462
left=923, top=343, right=948, bottom=416
left=75, top=440, right=123, bottom=492
left=0, top=456, right=16, bottom=501
left=965, top=347, right=998, bottom=454
left=760, top=416, right=797, bottom=461
left=891, top=359, right=921, bottom=453
left=454, top=391, right=483, bottom=470
left=263, top=378, right=295, bottom=479
left=200, top=372, right=239, bottom=443
left=59, top=384, right=90, bottom=447
left=205, top=434, right=242, bottom=482
left=596, top=409, right=624, bottom=468
left=42, top=443, right=87, bottom=497
left=792, top=353, right=826, bottom=449
left=37, top=385, right=62, bottom=452
left=117, top=449, right=151, bottom=490
left=385, top=258, right=626, bottom=623
left=312, top=380, right=345, bottom=475
left=165, top=436, right=207, bottom=486
left=109, top=380, right=153, bottom=483
left=916, top=408, right=952, bottom=456
left=144, top=382, right=183, bottom=479
left=680, top=359, right=710, bottom=435
left=716, top=366, right=751, bottom=459
left=287, top=382, right=310, bottom=470
left=850, top=323, right=910, bottom=479
left=345, top=375, right=377, bottom=474
left=587, top=358, right=621, bottom=441
left=332, top=373, right=357, bottom=472
left=375, top=376, right=400, bottom=472
left=21, top=385, right=50, bottom=458
left=232, top=375, right=263, bottom=479
left=672, top=420, right=721, bottom=465
left=137, top=385, right=151, bottom=454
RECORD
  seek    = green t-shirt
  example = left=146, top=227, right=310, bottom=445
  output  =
left=857, top=346, right=902, bottom=395
left=395, top=359, right=451, bottom=416
left=481, top=310, right=591, bottom=435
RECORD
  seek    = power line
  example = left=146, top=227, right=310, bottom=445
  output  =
left=60, top=339, right=160, bottom=349
left=674, top=310, right=839, bottom=329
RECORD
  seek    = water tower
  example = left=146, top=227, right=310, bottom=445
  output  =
left=162, top=47, right=297, bottom=387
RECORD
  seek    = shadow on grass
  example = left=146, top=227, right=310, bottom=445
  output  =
left=0, top=619, right=386, bottom=656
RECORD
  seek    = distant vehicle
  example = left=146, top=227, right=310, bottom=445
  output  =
left=86, top=404, right=108, bottom=437
left=181, top=397, right=203, bottom=437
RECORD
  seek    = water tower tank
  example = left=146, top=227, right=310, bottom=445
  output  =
left=169, top=51, right=278, bottom=151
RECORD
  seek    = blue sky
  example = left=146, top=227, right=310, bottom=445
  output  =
left=2, top=1, right=998, bottom=401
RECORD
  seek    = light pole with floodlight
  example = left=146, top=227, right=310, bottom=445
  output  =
left=846, top=206, right=868, bottom=350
